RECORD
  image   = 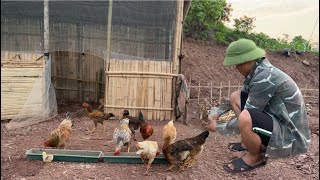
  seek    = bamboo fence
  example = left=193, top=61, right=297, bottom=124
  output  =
left=188, top=78, right=319, bottom=105
left=1, top=51, right=45, bottom=120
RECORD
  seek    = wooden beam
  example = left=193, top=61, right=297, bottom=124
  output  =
left=104, top=105, right=173, bottom=111
left=106, top=71, right=178, bottom=77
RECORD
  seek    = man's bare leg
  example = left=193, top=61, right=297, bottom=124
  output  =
left=227, top=110, right=263, bottom=170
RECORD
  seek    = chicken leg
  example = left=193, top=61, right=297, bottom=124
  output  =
left=87, top=120, right=98, bottom=133
left=102, top=121, right=107, bottom=132
left=127, top=143, right=131, bottom=153
left=144, top=163, right=151, bottom=175
left=166, top=164, right=175, bottom=171
left=87, top=127, right=96, bottom=133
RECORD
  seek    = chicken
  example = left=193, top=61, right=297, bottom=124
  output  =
left=43, top=112, right=73, bottom=148
left=139, top=112, right=153, bottom=140
left=42, top=151, right=54, bottom=163
left=121, top=110, right=143, bottom=141
left=162, top=130, right=210, bottom=171
left=113, top=118, right=132, bottom=155
left=82, top=102, right=115, bottom=133
left=136, top=141, right=160, bottom=175
left=162, top=120, right=177, bottom=148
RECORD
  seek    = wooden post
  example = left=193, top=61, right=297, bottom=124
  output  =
left=43, top=0, right=49, bottom=115
left=171, top=76, right=177, bottom=121
left=170, top=0, right=184, bottom=121
left=219, top=81, right=222, bottom=104
left=44, top=0, right=49, bottom=58
left=210, top=81, right=213, bottom=104
left=77, top=23, right=83, bottom=101
left=198, top=81, right=201, bottom=103
left=105, top=0, right=113, bottom=112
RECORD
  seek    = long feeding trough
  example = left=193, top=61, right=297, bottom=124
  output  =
left=26, top=148, right=103, bottom=163
left=102, top=152, right=168, bottom=164
left=26, top=148, right=168, bottom=164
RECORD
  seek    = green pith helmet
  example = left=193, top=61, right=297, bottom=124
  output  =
left=223, top=38, right=266, bottom=66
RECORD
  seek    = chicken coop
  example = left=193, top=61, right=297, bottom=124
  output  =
left=1, top=1, right=190, bottom=127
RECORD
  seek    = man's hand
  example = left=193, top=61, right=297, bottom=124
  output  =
left=206, top=112, right=219, bottom=132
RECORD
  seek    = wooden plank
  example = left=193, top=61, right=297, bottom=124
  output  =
left=1, top=105, right=42, bottom=112
left=1, top=83, right=40, bottom=89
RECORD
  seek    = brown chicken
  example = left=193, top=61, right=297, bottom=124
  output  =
left=43, top=112, right=73, bottom=148
left=162, top=130, right=210, bottom=171
left=82, top=102, right=114, bottom=133
left=139, top=113, right=153, bottom=140
left=121, top=110, right=142, bottom=141
left=136, top=141, right=160, bottom=175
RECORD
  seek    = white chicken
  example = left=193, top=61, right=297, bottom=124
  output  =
left=42, top=151, right=54, bottom=163
left=136, top=141, right=160, bottom=175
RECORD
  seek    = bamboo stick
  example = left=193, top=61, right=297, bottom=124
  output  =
left=106, top=71, right=178, bottom=77
left=210, top=81, right=213, bottom=104
left=198, top=81, right=201, bottom=103
left=188, top=85, right=241, bottom=88
left=219, top=81, right=222, bottom=104
left=106, top=74, right=173, bottom=79
left=104, top=105, right=173, bottom=111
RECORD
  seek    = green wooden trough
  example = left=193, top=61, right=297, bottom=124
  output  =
left=102, top=152, right=169, bottom=164
left=26, top=148, right=103, bottom=163
left=26, top=148, right=168, bottom=164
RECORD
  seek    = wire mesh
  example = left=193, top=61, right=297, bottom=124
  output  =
left=1, top=1, right=179, bottom=128
left=1, top=1, right=177, bottom=61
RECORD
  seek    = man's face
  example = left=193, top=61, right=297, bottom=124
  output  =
left=235, top=62, right=253, bottom=77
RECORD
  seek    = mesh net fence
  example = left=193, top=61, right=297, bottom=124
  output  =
left=1, top=1, right=177, bottom=60
left=1, top=1, right=179, bottom=129
left=5, top=56, right=58, bottom=130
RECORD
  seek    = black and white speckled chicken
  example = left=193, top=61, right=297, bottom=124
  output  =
left=113, top=118, right=132, bottom=155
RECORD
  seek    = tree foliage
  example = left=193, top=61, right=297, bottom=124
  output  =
left=234, top=16, right=256, bottom=33
left=184, top=0, right=233, bottom=40
left=183, top=0, right=318, bottom=55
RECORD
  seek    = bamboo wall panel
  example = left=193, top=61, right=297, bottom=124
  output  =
left=51, top=51, right=105, bottom=102
left=106, top=59, right=172, bottom=121
left=1, top=51, right=44, bottom=120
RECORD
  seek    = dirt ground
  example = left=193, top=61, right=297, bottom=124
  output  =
left=1, top=39, right=319, bottom=180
